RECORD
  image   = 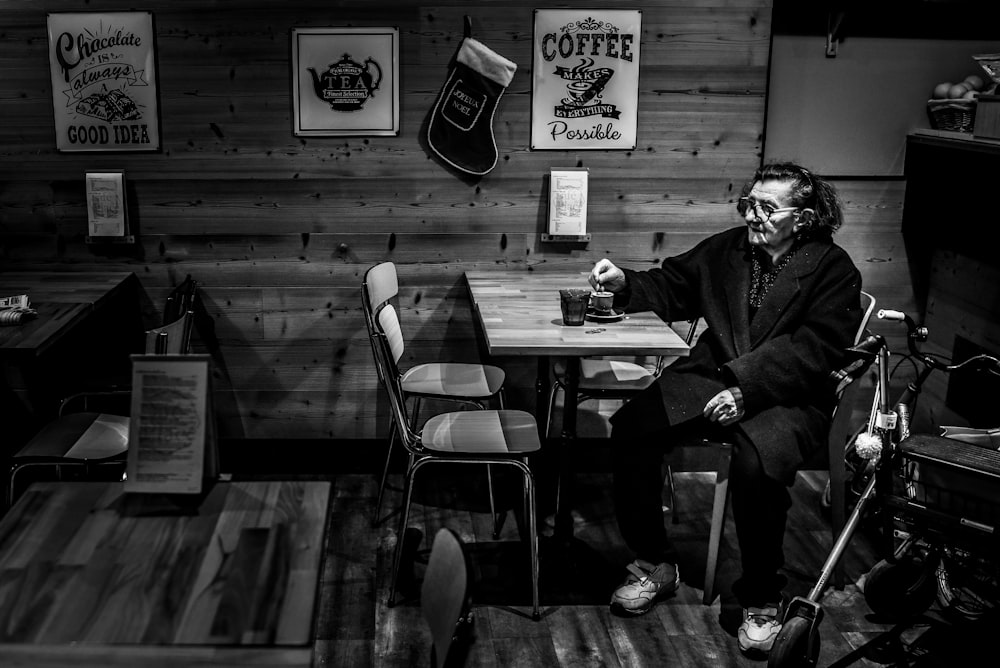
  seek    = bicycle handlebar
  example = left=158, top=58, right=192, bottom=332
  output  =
left=876, top=308, right=905, bottom=322
left=877, top=308, right=1000, bottom=376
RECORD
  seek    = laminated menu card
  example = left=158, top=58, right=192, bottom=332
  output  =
left=125, top=354, right=218, bottom=494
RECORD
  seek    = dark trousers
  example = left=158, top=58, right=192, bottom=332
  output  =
left=611, top=418, right=792, bottom=608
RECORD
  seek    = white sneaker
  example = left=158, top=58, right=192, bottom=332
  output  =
left=737, top=604, right=782, bottom=655
left=609, top=560, right=679, bottom=615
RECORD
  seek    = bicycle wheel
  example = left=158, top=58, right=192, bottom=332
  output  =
left=864, top=554, right=938, bottom=621
left=935, top=549, right=999, bottom=622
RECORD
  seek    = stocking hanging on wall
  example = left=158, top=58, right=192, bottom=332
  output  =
left=427, top=30, right=517, bottom=176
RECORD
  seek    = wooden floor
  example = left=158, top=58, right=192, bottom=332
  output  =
left=309, top=458, right=986, bottom=668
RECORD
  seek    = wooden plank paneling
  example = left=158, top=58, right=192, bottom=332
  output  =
left=0, top=1, right=919, bottom=442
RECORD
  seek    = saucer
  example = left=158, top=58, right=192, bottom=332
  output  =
left=586, top=307, right=623, bottom=322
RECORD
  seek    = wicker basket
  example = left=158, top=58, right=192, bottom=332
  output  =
left=927, top=98, right=977, bottom=133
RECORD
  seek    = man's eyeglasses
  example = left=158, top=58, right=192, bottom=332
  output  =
left=737, top=197, right=799, bottom=222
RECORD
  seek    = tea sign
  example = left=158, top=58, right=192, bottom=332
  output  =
left=46, top=11, right=161, bottom=152
left=291, top=27, right=399, bottom=137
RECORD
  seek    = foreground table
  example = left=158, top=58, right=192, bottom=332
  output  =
left=466, top=270, right=690, bottom=537
left=0, top=480, right=330, bottom=665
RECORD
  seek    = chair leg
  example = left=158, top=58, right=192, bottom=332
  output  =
left=388, top=457, right=422, bottom=607
left=703, top=445, right=733, bottom=605
left=488, top=464, right=502, bottom=539
left=514, top=458, right=541, bottom=621
left=664, top=464, right=678, bottom=524
left=526, top=469, right=539, bottom=620
left=373, top=422, right=398, bottom=527
left=544, top=381, right=560, bottom=440
left=489, top=391, right=505, bottom=538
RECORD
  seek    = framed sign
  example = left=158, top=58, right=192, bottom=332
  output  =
left=47, top=11, right=160, bottom=152
left=531, top=9, right=642, bottom=150
left=291, top=27, right=400, bottom=137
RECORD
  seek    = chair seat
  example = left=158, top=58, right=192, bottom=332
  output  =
left=14, top=412, right=129, bottom=461
left=401, top=362, right=505, bottom=399
left=421, top=410, right=541, bottom=454
left=553, top=358, right=659, bottom=393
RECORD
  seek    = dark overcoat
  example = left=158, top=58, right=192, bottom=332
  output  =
left=610, top=226, right=862, bottom=484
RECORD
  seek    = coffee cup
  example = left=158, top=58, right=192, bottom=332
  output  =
left=590, top=291, right=614, bottom=314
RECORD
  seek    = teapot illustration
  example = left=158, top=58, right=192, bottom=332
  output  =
left=308, top=53, right=382, bottom=112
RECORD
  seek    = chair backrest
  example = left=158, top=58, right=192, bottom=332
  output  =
left=364, top=262, right=407, bottom=368
left=163, top=275, right=199, bottom=326
left=365, top=262, right=399, bottom=315
left=826, top=290, right=878, bottom=458
left=145, top=311, right=194, bottom=354
left=639, top=318, right=701, bottom=376
left=422, top=528, right=472, bottom=668
left=856, top=291, right=876, bottom=346
left=370, top=304, right=421, bottom=451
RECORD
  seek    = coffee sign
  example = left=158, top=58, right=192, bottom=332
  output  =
left=46, top=11, right=160, bottom=152
left=531, top=10, right=641, bottom=150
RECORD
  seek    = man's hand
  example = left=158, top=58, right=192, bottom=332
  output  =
left=703, top=387, right=744, bottom=426
left=590, top=259, right=626, bottom=293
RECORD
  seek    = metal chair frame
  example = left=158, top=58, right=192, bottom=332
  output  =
left=6, top=283, right=199, bottom=509
left=363, top=262, right=506, bottom=532
left=370, top=302, right=541, bottom=620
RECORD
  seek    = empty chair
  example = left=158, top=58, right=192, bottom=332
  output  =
left=363, top=262, right=507, bottom=528
left=6, top=280, right=199, bottom=508
left=422, top=527, right=473, bottom=668
left=369, top=298, right=542, bottom=620
left=545, top=319, right=700, bottom=438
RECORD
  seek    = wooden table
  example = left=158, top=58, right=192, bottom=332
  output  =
left=0, top=271, right=141, bottom=447
left=466, top=270, right=690, bottom=537
left=0, top=480, right=330, bottom=667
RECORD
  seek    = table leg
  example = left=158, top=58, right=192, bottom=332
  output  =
left=535, top=357, right=549, bottom=441
left=554, top=355, right=580, bottom=539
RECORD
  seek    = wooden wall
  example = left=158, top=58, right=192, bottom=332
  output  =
left=0, top=0, right=914, bottom=442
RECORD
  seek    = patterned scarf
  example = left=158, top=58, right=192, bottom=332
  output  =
left=749, top=245, right=799, bottom=309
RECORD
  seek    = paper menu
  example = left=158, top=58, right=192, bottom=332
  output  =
left=125, top=354, right=216, bottom=494
left=86, top=171, right=127, bottom=238
left=548, top=168, right=589, bottom=237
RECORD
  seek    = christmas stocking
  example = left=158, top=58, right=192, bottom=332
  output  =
left=428, top=36, right=517, bottom=175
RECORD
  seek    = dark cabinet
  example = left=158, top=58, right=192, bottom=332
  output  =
left=903, top=129, right=1000, bottom=315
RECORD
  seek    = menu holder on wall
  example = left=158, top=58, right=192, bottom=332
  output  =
left=125, top=354, right=218, bottom=495
left=542, top=167, right=591, bottom=242
left=85, top=170, right=135, bottom=244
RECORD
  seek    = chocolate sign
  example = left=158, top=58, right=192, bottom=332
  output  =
left=46, top=12, right=160, bottom=152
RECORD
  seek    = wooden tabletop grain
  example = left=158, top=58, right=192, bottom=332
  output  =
left=0, top=480, right=330, bottom=651
left=465, top=270, right=690, bottom=358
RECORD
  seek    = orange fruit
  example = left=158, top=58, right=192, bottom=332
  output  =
left=933, top=82, right=953, bottom=99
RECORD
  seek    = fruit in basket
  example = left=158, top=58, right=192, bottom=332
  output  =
left=948, top=82, right=972, bottom=99
left=932, top=82, right=953, bottom=99
left=964, top=74, right=985, bottom=91
left=962, top=89, right=978, bottom=100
